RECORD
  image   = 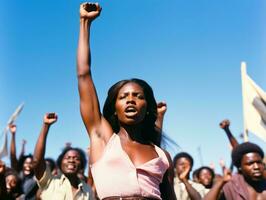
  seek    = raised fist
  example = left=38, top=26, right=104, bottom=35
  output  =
left=22, top=139, right=27, bottom=145
left=9, top=124, right=17, bottom=134
left=219, top=119, right=230, bottom=129
left=65, top=142, right=72, bottom=148
left=80, top=2, right=101, bottom=20
left=157, top=102, right=167, bottom=117
left=44, top=113, right=58, bottom=125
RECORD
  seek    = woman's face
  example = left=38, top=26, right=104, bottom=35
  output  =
left=23, top=157, right=33, bottom=176
left=198, top=169, right=213, bottom=187
left=115, top=82, right=147, bottom=125
left=5, top=174, right=18, bottom=193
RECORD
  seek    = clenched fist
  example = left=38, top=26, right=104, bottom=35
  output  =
left=80, top=2, right=101, bottom=21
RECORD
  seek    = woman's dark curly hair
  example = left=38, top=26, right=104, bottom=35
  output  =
left=56, top=147, right=87, bottom=172
left=103, top=78, right=160, bottom=146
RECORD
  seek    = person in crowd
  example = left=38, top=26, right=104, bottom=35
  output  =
left=196, top=166, right=215, bottom=190
left=35, top=158, right=59, bottom=200
left=5, top=168, right=24, bottom=200
left=77, top=2, right=176, bottom=199
left=173, top=152, right=207, bottom=200
left=33, top=113, right=92, bottom=199
left=0, top=159, right=7, bottom=198
left=219, top=119, right=266, bottom=179
left=45, top=158, right=58, bottom=176
left=9, top=124, right=38, bottom=200
left=204, top=142, right=266, bottom=200
left=192, top=169, right=200, bottom=183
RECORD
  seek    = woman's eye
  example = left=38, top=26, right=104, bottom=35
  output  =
left=119, top=95, right=126, bottom=99
left=137, top=94, right=144, bottom=99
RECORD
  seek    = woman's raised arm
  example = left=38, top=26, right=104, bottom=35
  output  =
left=77, top=3, right=113, bottom=162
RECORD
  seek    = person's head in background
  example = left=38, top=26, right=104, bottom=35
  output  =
left=5, top=169, right=23, bottom=198
left=56, top=147, right=87, bottom=179
left=196, top=166, right=215, bottom=189
left=45, top=158, right=57, bottom=176
left=18, top=154, right=34, bottom=176
left=192, top=168, right=200, bottom=182
left=232, top=142, right=264, bottom=182
left=173, top=152, right=194, bottom=179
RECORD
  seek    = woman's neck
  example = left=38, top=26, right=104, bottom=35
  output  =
left=118, top=125, right=148, bottom=144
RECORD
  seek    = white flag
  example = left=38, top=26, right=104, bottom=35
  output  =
left=241, top=62, right=266, bottom=142
left=7, top=103, right=24, bottom=125
left=0, top=103, right=24, bottom=158
left=0, top=127, right=8, bottom=158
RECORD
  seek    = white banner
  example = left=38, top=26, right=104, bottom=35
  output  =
left=241, top=62, right=266, bottom=142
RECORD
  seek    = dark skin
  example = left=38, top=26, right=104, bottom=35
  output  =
left=241, top=153, right=266, bottom=199
left=33, top=113, right=82, bottom=194
left=77, top=2, right=175, bottom=199
left=155, top=101, right=167, bottom=132
left=175, top=157, right=202, bottom=200
left=219, top=119, right=239, bottom=149
left=0, top=160, right=7, bottom=198
left=9, top=124, right=34, bottom=177
left=204, top=152, right=266, bottom=200
left=198, top=169, right=213, bottom=188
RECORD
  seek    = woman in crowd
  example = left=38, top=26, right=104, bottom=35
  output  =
left=9, top=124, right=38, bottom=200
left=77, top=2, right=176, bottom=199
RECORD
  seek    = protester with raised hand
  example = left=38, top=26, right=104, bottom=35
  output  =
left=9, top=124, right=38, bottom=200
left=173, top=152, right=207, bottom=200
left=219, top=119, right=239, bottom=149
left=155, top=102, right=167, bottom=148
left=33, top=113, right=92, bottom=199
left=77, top=2, right=175, bottom=199
left=204, top=142, right=266, bottom=200
left=156, top=102, right=167, bottom=132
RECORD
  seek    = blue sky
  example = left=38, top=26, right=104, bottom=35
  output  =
left=1, top=0, right=266, bottom=173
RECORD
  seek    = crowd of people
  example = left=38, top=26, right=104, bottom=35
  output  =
left=1, top=2, right=266, bottom=200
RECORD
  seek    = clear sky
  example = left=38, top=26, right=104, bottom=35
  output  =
left=1, top=0, right=266, bottom=173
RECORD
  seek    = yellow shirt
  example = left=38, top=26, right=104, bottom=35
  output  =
left=36, top=167, right=91, bottom=200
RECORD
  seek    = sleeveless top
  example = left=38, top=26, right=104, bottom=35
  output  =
left=90, top=134, right=169, bottom=199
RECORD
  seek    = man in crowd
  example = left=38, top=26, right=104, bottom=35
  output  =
left=174, top=152, right=207, bottom=200
left=204, top=142, right=266, bottom=200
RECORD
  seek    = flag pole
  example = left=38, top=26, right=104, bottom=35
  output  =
left=197, top=146, right=204, bottom=166
left=241, top=62, right=249, bottom=142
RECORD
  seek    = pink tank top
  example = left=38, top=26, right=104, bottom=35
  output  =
left=90, top=134, right=169, bottom=199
